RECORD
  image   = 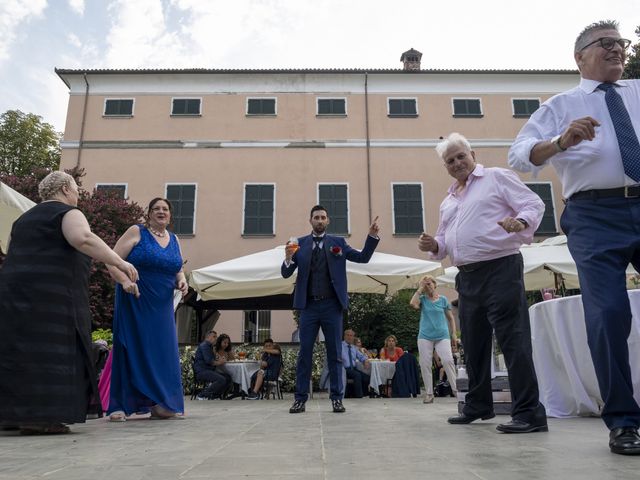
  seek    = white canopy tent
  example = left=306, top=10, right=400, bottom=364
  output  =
left=0, top=182, right=36, bottom=253
left=436, top=235, right=639, bottom=291
left=190, top=246, right=443, bottom=301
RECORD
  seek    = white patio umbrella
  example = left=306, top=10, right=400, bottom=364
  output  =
left=0, top=182, right=36, bottom=253
left=190, top=246, right=443, bottom=301
left=436, top=235, right=639, bottom=290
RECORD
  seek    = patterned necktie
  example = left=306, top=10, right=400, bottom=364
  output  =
left=598, top=83, right=640, bottom=182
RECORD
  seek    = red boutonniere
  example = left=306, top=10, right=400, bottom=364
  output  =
left=330, top=246, right=342, bottom=256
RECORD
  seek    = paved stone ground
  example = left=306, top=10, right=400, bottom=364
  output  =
left=1, top=393, right=638, bottom=480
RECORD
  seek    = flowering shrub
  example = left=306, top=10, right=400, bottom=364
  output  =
left=91, top=328, right=113, bottom=346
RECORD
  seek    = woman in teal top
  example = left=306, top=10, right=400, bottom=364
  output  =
left=410, top=275, right=458, bottom=404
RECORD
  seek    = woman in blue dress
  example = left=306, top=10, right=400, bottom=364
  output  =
left=106, top=198, right=188, bottom=421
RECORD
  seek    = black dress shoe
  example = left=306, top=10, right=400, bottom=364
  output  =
left=609, top=427, right=640, bottom=455
left=332, top=399, right=346, bottom=413
left=447, top=411, right=495, bottom=424
left=496, top=419, right=548, bottom=433
left=289, top=400, right=306, bottom=414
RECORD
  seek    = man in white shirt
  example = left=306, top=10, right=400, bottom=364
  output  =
left=509, top=20, right=640, bottom=455
left=420, top=132, right=547, bottom=434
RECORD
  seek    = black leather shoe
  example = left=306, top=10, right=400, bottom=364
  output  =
left=332, top=399, right=346, bottom=413
left=609, top=427, right=640, bottom=455
left=289, top=400, right=306, bottom=414
left=496, top=419, right=548, bottom=433
left=447, top=412, right=495, bottom=424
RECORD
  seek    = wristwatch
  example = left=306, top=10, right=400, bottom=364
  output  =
left=551, top=135, right=567, bottom=152
left=516, top=218, right=529, bottom=228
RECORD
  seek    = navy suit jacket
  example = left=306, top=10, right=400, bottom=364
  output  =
left=281, top=234, right=379, bottom=310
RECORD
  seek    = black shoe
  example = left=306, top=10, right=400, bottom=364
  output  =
left=609, top=427, right=640, bottom=455
left=447, top=411, right=495, bottom=424
left=289, top=400, right=306, bottom=414
left=496, top=419, right=548, bottom=433
left=332, top=399, right=346, bottom=413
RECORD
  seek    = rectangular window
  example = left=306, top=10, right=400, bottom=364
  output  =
left=388, top=98, right=418, bottom=117
left=243, top=311, right=271, bottom=343
left=104, top=99, right=134, bottom=116
left=243, top=184, right=275, bottom=235
left=171, top=98, right=201, bottom=116
left=166, top=184, right=196, bottom=235
left=512, top=99, right=540, bottom=117
left=318, top=184, right=349, bottom=235
left=317, top=98, right=346, bottom=116
left=525, top=183, right=557, bottom=235
left=95, top=183, right=127, bottom=199
left=392, top=184, right=424, bottom=234
left=247, top=98, right=276, bottom=115
left=452, top=98, right=482, bottom=117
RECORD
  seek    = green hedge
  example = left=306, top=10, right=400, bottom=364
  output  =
left=179, top=343, right=326, bottom=395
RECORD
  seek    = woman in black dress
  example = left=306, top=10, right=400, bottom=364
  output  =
left=0, top=171, right=138, bottom=434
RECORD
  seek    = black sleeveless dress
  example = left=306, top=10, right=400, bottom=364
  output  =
left=0, top=201, right=100, bottom=425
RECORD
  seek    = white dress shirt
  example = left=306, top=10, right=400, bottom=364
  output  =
left=508, top=78, right=640, bottom=198
left=428, top=164, right=544, bottom=266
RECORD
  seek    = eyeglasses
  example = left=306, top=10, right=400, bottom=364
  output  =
left=580, top=37, right=631, bottom=52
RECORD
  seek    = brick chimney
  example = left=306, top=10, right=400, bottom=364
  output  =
left=400, top=48, right=422, bottom=71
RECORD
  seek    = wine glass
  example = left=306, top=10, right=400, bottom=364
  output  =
left=369, top=348, right=377, bottom=359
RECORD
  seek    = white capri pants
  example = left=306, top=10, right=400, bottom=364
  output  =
left=417, top=338, right=457, bottom=395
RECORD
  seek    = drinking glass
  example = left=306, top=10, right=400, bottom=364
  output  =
left=238, top=351, right=246, bottom=360
left=369, top=348, right=377, bottom=359
left=288, top=236, right=299, bottom=253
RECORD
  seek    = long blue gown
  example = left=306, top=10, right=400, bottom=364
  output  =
left=108, top=225, right=184, bottom=415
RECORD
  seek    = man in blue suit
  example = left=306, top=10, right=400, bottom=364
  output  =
left=282, top=205, right=380, bottom=413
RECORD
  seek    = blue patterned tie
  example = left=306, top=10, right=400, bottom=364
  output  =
left=598, top=83, right=640, bottom=182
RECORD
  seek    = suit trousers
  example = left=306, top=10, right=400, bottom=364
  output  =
left=562, top=196, right=640, bottom=429
left=456, top=253, right=546, bottom=423
left=345, top=367, right=370, bottom=398
left=295, top=297, right=344, bottom=401
left=196, top=369, right=229, bottom=398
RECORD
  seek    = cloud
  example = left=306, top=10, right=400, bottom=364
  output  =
left=0, top=0, right=47, bottom=64
left=68, top=0, right=85, bottom=16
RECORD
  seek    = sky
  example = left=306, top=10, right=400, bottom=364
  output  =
left=0, top=0, right=638, bottom=133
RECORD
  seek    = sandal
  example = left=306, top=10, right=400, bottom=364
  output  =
left=19, top=424, right=70, bottom=435
left=108, top=411, right=126, bottom=422
left=150, top=405, right=184, bottom=420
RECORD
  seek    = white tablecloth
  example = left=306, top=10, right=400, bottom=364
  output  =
left=220, top=361, right=260, bottom=394
left=530, top=290, right=640, bottom=417
left=368, top=361, right=396, bottom=394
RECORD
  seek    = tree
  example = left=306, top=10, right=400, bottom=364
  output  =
left=345, top=291, right=421, bottom=352
left=0, top=110, right=61, bottom=176
left=623, top=25, right=640, bottom=79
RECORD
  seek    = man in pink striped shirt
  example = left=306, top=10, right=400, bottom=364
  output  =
left=418, top=132, right=547, bottom=434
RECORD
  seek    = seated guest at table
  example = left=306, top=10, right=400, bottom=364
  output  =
left=342, top=329, right=371, bottom=398
left=355, top=337, right=370, bottom=358
left=379, top=335, right=404, bottom=362
left=194, top=330, right=230, bottom=400
left=246, top=339, right=282, bottom=400
left=214, top=333, right=235, bottom=362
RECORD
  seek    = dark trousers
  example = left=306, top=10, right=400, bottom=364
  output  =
left=196, top=369, right=229, bottom=398
left=345, top=367, right=370, bottom=398
left=457, top=253, right=545, bottom=423
left=295, top=297, right=344, bottom=401
left=562, top=196, right=640, bottom=430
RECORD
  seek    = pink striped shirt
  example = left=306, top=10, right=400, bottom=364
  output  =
left=428, top=164, right=544, bottom=266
